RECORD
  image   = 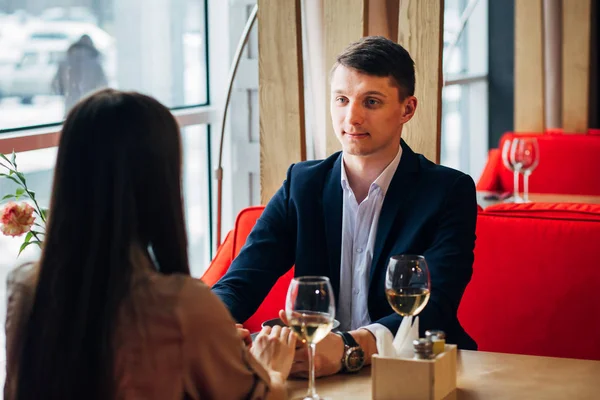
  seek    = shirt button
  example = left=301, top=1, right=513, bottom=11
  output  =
left=356, top=248, right=363, bottom=253
left=353, top=289, right=359, bottom=295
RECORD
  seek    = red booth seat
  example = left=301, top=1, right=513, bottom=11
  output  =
left=458, top=202, right=600, bottom=360
left=476, top=132, right=600, bottom=195
left=207, top=203, right=600, bottom=360
left=201, top=206, right=292, bottom=333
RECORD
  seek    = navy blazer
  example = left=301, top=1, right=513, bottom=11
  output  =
left=213, top=140, right=478, bottom=350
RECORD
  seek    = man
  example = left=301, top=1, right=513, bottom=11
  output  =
left=213, top=36, right=477, bottom=378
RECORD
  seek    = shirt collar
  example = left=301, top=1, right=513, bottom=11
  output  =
left=340, top=145, right=403, bottom=196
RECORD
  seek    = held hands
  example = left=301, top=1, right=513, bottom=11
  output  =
left=236, top=324, right=252, bottom=348
left=278, top=310, right=344, bottom=378
left=250, top=325, right=297, bottom=380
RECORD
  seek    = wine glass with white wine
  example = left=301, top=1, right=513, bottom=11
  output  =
left=286, top=276, right=335, bottom=400
left=385, top=255, right=431, bottom=319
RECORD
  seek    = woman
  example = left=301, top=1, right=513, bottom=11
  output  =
left=4, top=89, right=295, bottom=399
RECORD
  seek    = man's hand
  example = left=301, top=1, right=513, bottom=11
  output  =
left=278, top=310, right=380, bottom=378
left=279, top=310, right=344, bottom=378
left=290, top=331, right=344, bottom=378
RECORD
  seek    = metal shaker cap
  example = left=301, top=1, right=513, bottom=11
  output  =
left=425, top=330, right=446, bottom=340
left=413, top=338, right=433, bottom=353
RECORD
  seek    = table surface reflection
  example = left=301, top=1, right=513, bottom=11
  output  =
left=477, top=191, right=600, bottom=208
left=287, top=350, right=600, bottom=399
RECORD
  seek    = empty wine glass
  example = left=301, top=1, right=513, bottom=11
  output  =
left=385, top=255, right=431, bottom=319
left=501, top=139, right=523, bottom=203
left=286, top=276, right=335, bottom=400
left=511, top=138, right=540, bottom=202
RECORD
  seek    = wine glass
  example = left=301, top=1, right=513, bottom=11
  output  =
left=286, top=276, right=335, bottom=400
left=385, top=255, right=431, bottom=319
left=511, top=138, right=540, bottom=202
left=501, top=139, right=523, bottom=203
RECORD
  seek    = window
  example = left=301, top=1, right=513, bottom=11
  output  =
left=0, top=0, right=208, bottom=129
left=0, top=0, right=214, bottom=382
left=442, top=0, right=489, bottom=181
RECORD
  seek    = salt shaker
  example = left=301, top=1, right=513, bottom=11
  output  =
left=413, top=338, right=433, bottom=360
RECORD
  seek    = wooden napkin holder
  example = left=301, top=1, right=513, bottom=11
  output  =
left=372, top=344, right=457, bottom=400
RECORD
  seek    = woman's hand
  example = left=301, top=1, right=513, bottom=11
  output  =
left=250, top=325, right=297, bottom=380
left=236, top=323, right=252, bottom=348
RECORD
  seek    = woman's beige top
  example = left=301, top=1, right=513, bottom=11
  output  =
left=5, top=257, right=271, bottom=399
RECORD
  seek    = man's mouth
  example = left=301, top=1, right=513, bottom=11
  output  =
left=344, top=131, right=369, bottom=138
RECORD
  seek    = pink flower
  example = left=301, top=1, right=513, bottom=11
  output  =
left=1, top=202, right=35, bottom=237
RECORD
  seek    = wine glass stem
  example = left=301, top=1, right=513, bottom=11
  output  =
left=524, top=172, right=530, bottom=202
left=307, top=343, right=317, bottom=398
left=513, top=170, right=519, bottom=200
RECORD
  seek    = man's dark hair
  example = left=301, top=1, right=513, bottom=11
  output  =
left=333, top=36, right=416, bottom=99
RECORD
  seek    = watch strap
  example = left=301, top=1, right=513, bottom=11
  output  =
left=339, top=331, right=359, bottom=348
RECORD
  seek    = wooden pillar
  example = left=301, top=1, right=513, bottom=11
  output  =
left=397, top=0, right=444, bottom=163
left=367, top=0, right=400, bottom=40
left=324, top=0, right=368, bottom=156
left=258, top=0, right=306, bottom=203
left=514, top=0, right=545, bottom=132
left=562, top=0, right=592, bottom=133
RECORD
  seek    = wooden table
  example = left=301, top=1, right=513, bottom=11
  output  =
left=287, top=350, right=600, bottom=399
left=477, top=191, right=600, bottom=208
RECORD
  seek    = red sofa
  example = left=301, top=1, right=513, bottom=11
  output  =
left=205, top=203, right=600, bottom=360
left=459, top=202, right=600, bottom=360
left=476, top=132, right=600, bottom=195
left=201, top=206, right=293, bottom=333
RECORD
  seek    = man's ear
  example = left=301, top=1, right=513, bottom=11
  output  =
left=400, top=96, right=417, bottom=123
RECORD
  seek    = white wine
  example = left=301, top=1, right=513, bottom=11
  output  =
left=385, top=287, right=430, bottom=316
left=289, top=312, right=333, bottom=344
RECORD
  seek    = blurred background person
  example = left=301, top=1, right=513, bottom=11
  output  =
left=52, top=34, right=108, bottom=114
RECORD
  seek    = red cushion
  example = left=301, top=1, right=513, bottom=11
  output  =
left=476, top=149, right=502, bottom=192
left=459, top=203, right=600, bottom=360
left=477, top=132, right=600, bottom=195
left=203, top=206, right=294, bottom=333
left=201, top=230, right=234, bottom=286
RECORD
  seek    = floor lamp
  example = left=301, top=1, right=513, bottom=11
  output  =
left=215, top=4, right=258, bottom=248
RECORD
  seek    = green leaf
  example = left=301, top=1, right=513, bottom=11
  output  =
left=11, top=150, right=16, bottom=168
left=15, top=187, right=25, bottom=199
left=0, top=160, right=11, bottom=171
left=0, top=153, right=10, bottom=164
left=16, top=172, right=26, bottom=186
left=18, top=240, right=41, bottom=256
left=41, top=208, right=49, bottom=221
left=27, top=190, right=36, bottom=200
left=0, top=173, right=22, bottom=186
left=24, top=231, right=33, bottom=243
left=2, top=194, right=15, bottom=201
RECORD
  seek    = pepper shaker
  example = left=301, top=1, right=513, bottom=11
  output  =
left=425, top=330, right=446, bottom=355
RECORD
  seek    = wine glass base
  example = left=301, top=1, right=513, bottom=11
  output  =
left=503, top=195, right=525, bottom=204
left=293, top=396, right=330, bottom=400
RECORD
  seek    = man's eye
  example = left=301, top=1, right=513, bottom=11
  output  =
left=336, top=97, right=347, bottom=104
left=366, top=98, right=380, bottom=106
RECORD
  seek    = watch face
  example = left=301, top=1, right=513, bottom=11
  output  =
left=345, top=347, right=365, bottom=372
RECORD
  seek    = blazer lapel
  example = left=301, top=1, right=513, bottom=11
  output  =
left=370, top=140, right=420, bottom=282
left=322, top=153, right=343, bottom=298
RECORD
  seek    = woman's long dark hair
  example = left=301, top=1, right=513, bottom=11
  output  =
left=15, top=89, right=190, bottom=399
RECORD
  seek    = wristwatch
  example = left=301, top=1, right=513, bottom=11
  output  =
left=337, top=332, right=365, bottom=373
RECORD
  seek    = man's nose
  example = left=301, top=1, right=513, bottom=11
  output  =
left=345, top=101, right=364, bottom=126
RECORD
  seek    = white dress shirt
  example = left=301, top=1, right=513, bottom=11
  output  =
left=337, top=146, right=402, bottom=350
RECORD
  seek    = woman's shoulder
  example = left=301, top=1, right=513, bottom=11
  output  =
left=174, top=276, right=236, bottom=327
left=7, top=262, right=39, bottom=290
